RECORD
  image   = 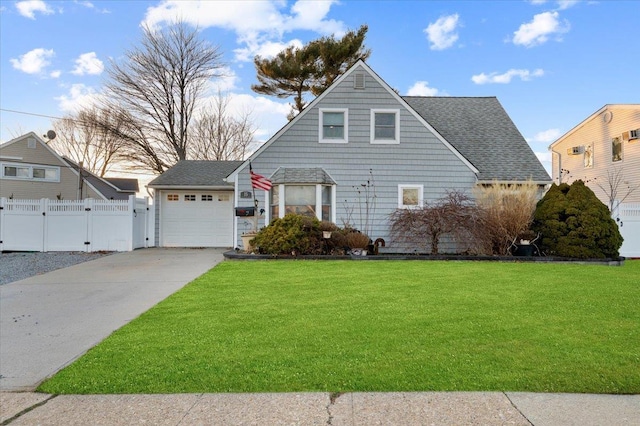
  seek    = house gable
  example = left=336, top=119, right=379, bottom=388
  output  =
left=0, top=132, right=134, bottom=200
left=229, top=60, right=483, bottom=247
left=0, top=132, right=90, bottom=199
left=228, top=60, right=478, bottom=181
left=549, top=104, right=640, bottom=204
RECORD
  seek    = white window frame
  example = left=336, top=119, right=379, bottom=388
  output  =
left=319, top=108, right=348, bottom=144
left=398, top=184, right=423, bottom=209
left=269, top=184, right=336, bottom=222
left=1, top=161, right=60, bottom=182
left=371, top=109, right=400, bottom=144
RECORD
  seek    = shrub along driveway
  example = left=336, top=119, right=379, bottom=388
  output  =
left=39, top=260, right=640, bottom=395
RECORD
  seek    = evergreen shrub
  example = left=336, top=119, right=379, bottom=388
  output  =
left=531, top=180, right=623, bottom=258
left=252, top=214, right=323, bottom=255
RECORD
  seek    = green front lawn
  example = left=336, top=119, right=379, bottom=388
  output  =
left=39, top=260, right=640, bottom=394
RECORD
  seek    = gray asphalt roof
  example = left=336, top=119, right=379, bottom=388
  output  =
left=148, top=160, right=243, bottom=187
left=270, top=167, right=336, bottom=184
left=63, top=157, right=138, bottom=200
left=104, top=177, right=139, bottom=192
left=403, top=96, right=551, bottom=182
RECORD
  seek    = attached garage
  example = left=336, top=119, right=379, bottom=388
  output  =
left=160, top=190, right=233, bottom=247
left=148, top=161, right=242, bottom=248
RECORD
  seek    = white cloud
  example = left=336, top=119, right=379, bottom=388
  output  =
left=406, top=81, right=442, bottom=96
left=512, top=11, right=570, bottom=47
left=424, top=14, right=460, bottom=51
left=10, top=48, right=55, bottom=74
left=50, top=70, right=61, bottom=78
left=15, top=0, right=53, bottom=19
left=529, top=128, right=562, bottom=143
left=557, top=1, right=580, bottom=10
left=471, top=68, right=544, bottom=84
left=526, top=129, right=560, bottom=175
left=528, top=0, right=580, bottom=9
left=55, top=83, right=100, bottom=113
left=227, top=93, right=290, bottom=141
left=71, top=52, right=104, bottom=75
left=142, top=0, right=345, bottom=61
left=205, top=66, right=240, bottom=93
left=285, top=0, right=344, bottom=35
left=235, top=39, right=304, bottom=62
left=75, top=1, right=110, bottom=13
left=535, top=151, right=552, bottom=175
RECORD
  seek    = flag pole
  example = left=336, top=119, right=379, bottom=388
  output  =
left=250, top=162, right=258, bottom=233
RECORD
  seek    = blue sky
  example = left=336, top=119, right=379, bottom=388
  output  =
left=1, top=0, right=639, bottom=176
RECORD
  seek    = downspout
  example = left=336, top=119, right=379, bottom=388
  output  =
left=550, top=147, right=561, bottom=184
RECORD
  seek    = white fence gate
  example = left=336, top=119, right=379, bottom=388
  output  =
left=0, top=196, right=155, bottom=252
left=615, top=202, right=640, bottom=258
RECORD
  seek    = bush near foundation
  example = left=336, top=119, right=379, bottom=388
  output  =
left=531, top=180, right=623, bottom=259
left=252, top=214, right=324, bottom=255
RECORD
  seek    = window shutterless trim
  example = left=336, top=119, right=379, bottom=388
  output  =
left=398, top=184, right=424, bottom=208
left=371, top=109, right=400, bottom=144
left=1, top=161, right=60, bottom=182
left=319, top=108, right=349, bottom=144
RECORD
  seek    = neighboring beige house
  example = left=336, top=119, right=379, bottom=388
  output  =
left=549, top=104, right=640, bottom=208
left=0, top=132, right=137, bottom=200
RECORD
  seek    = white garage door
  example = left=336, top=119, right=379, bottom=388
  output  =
left=161, top=191, right=233, bottom=247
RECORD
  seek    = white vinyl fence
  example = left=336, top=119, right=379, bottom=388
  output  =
left=615, top=202, right=640, bottom=258
left=0, top=196, right=155, bottom=252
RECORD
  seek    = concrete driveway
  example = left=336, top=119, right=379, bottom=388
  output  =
left=0, top=248, right=225, bottom=391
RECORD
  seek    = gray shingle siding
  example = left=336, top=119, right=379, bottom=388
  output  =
left=236, top=63, right=477, bottom=247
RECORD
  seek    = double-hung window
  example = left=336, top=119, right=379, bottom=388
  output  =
left=398, top=184, right=423, bottom=209
left=319, top=109, right=348, bottom=143
left=371, top=109, right=400, bottom=144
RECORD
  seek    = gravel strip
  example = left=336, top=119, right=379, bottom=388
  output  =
left=0, top=251, right=114, bottom=285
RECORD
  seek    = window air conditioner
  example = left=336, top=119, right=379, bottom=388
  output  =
left=567, top=146, right=583, bottom=155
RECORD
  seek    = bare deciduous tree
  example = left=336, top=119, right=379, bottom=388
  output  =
left=100, top=21, right=224, bottom=174
left=50, top=108, right=126, bottom=177
left=389, top=191, right=479, bottom=254
left=190, top=93, right=257, bottom=160
left=591, top=167, right=640, bottom=213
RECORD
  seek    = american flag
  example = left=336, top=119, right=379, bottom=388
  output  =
left=250, top=166, right=272, bottom=191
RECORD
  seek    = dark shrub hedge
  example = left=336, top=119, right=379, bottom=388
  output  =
left=252, top=214, right=324, bottom=255
left=532, top=180, right=623, bottom=258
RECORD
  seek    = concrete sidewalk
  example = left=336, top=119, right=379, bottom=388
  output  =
left=2, top=391, right=639, bottom=425
left=0, top=248, right=225, bottom=392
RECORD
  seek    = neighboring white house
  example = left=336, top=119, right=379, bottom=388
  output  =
left=150, top=60, right=550, bottom=250
left=549, top=104, right=640, bottom=257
